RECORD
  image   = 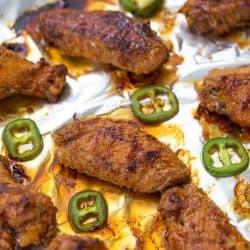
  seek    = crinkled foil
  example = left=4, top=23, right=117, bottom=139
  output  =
left=0, top=0, right=249, bottom=249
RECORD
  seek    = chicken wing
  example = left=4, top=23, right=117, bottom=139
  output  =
left=39, top=9, right=168, bottom=74
left=0, top=156, right=57, bottom=249
left=159, top=183, right=250, bottom=250
left=181, top=0, right=250, bottom=36
left=48, top=234, right=107, bottom=250
left=53, top=118, right=190, bottom=193
left=0, top=46, right=67, bottom=103
left=196, top=66, right=250, bottom=128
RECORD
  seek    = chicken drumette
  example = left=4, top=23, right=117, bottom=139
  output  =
left=0, top=156, right=57, bottom=250
left=196, top=66, right=250, bottom=128
left=181, top=0, right=250, bottom=36
left=0, top=45, right=67, bottom=103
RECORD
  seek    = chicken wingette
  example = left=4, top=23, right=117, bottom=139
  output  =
left=39, top=9, right=168, bottom=74
left=181, top=0, right=250, bottom=36
left=48, top=234, right=107, bottom=250
left=196, top=66, right=250, bottom=128
left=53, top=118, right=190, bottom=193
left=159, top=183, right=250, bottom=250
left=0, top=156, right=57, bottom=250
left=0, top=45, right=67, bottom=103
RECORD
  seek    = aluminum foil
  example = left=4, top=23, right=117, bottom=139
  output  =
left=0, top=0, right=249, bottom=248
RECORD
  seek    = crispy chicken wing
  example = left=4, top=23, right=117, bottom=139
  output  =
left=159, top=184, right=250, bottom=250
left=0, top=183, right=57, bottom=249
left=196, top=66, right=250, bottom=128
left=39, top=9, right=168, bottom=74
left=0, top=156, right=57, bottom=249
left=181, top=0, right=250, bottom=36
left=53, top=118, right=190, bottom=193
left=0, top=46, right=67, bottom=103
left=48, top=234, right=107, bottom=250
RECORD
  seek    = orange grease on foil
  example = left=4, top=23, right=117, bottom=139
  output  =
left=46, top=48, right=96, bottom=77
left=156, top=9, right=176, bottom=35
left=195, top=106, right=250, bottom=142
left=144, top=123, right=184, bottom=149
left=84, top=0, right=118, bottom=11
left=225, top=31, right=250, bottom=49
left=0, top=96, right=42, bottom=125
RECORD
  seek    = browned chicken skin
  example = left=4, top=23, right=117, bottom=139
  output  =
left=0, top=156, right=57, bottom=250
left=196, top=66, right=250, bottom=128
left=0, top=155, right=29, bottom=184
left=39, top=9, right=168, bottom=74
left=159, top=184, right=250, bottom=250
left=0, top=46, right=67, bottom=103
left=53, top=118, right=190, bottom=193
left=48, top=234, right=107, bottom=250
left=0, top=156, right=16, bottom=184
left=181, top=0, right=250, bottom=36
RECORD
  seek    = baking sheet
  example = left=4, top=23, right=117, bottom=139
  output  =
left=0, top=0, right=249, bottom=248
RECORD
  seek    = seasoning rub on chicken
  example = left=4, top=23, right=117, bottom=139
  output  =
left=196, top=66, right=250, bottom=128
left=0, top=156, right=57, bottom=250
left=53, top=118, right=190, bottom=193
left=48, top=234, right=107, bottom=250
left=159, top=183, right=250, bottom=250
left=0, top=155, right=28, bottom=184
left=181, top=0, right=250, bottom=36
left=39, top=9, right=168, bottom=74
left=0, top=45, right=67, bottom=103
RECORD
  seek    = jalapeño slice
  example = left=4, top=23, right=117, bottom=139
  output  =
left=2, top=118, right=43, bottom=161
left=120, top=0, right=163, bottom=17
left=202, top=137, right=249, bottom=177
left=131, top=85, right=179, bottom=124
left=68, top=190, right=107, bottom=232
